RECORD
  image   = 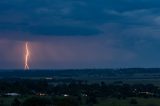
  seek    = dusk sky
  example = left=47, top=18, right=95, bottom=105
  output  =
left=0, top=0, right=160, bottom=69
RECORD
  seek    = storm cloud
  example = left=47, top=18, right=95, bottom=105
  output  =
left=0, top=0, right=160, bottom=69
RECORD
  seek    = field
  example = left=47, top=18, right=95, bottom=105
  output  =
left=95, top=98, right=160, bottom=106
left=0, top=96, right=27, bottom=106
left=1, top=96, right=160, bottom=106
left=1, top=69, right=160, bottom=106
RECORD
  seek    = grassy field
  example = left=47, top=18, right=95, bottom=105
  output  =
left=1, top=96, right=160, bottom=106
left=95, top=98, right=160, bottom=106
left=0, top=96, right=29, bottom=106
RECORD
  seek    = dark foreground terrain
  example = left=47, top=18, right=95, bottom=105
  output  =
left=1, top=68, right=160, bottom=106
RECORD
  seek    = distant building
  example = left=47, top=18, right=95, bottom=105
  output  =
left=139, top=92, right=154, bottom=96
left=63, top=94, right=69, bottom=97
left=5, top=93, right=20, bottom=96
left=81, top=94, right=88, bottom=97
left=36, top=93, right=47, bottom=96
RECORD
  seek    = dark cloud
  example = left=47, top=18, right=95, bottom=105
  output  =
left=28, top=25, right=101, bottom=36
left=0, top=0, right=160, bottom=38
left=1, top=0, right=160, bottom=69
left=0, top=23, right=101, bottom=36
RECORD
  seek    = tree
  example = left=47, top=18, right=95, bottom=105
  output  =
left=22, top=97, right=52, bottom=106
left=11, top=98, right=21, bottom=106
left=53, top=97, right=79, bottom=106
left=86, top=96, right=98, bottom=105
left=0, top=99, right=4, bottom=106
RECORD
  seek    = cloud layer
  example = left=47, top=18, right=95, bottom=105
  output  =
left=0, top=0, right=160, bottom=38
left=0, top=0, right=160, bottom=69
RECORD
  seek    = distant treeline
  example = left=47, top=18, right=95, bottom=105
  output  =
left=0, top=78, right=160, bottom=98
left=0, top=68, right=160, bottom=78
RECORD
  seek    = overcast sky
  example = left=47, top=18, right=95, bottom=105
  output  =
left=0, top=0, right=160, bottom=69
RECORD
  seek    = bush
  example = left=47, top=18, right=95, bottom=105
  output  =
left=22, top=96, right=52, bottom=106
left=130, top=99, right=138, bottom=104
left=11, top=98, right=21, bottom=106
left=52, top=97, right=79, bottom=106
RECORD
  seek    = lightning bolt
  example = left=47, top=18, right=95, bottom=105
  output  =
left=25, top=42, right=30, bottom=70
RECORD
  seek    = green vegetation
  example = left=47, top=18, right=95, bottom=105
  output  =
left=0, top=96, right=25, bottom=106
left=1, top=68, right=160, bottom=106
left=95, top=98, right=160, bottom=106
left=1, top=97, right=160, bottom=106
